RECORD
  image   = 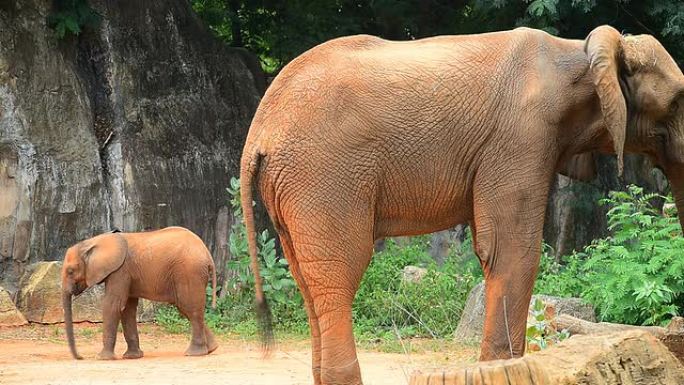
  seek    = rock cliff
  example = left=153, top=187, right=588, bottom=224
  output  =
left=0, top=0, right=263, bottom=292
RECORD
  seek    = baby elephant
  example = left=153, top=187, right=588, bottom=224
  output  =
left=60, top=226, right=218, bottom=360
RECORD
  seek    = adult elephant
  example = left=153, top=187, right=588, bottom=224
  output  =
left=240, top=25, right=684, bottom=384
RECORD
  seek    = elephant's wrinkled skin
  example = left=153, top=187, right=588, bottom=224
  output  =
left=61, top=227, right=218, bottom=360
left=240, top=26, right=684, bottom=384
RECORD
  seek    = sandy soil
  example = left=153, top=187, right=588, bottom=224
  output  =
left=0, top=324, right=478, bottom=385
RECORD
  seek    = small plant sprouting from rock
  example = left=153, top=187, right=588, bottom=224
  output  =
left=526, top=298, right=569, bottom=352
left=47, top=0, right=101, bottom=39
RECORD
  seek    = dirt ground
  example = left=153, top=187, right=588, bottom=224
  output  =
left=0, top=324, right=478, bottom=385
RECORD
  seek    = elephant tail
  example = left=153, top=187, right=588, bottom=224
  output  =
left=240, top=148, right=274, bottom=355
left=211, top=259, right=217, bottom=309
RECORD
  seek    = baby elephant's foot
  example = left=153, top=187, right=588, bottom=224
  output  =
left=207, top=340, right=219, bottom=354
left=184, top=344, right=209, bottom=356
left=123, top=348, right=144, bottom=359
left=97, top=350, right=116, bottom=360
left=206, top=330, right=219, bottom=354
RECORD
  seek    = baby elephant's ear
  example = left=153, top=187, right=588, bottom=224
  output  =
left=82, top=233, right=127, bottom=287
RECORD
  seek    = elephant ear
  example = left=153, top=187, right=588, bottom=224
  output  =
left=558, top=152, right=597, bottom=181
left=584, top=25, right=627, bottom=176
left=82, top=233, right=127, bottom=287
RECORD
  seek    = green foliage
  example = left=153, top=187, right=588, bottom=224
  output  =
left=536, top=185, right=684, bottom=326
left=155, top=305, right=190, bottom=334
left=47, top=0, right=101, bottom=39
left=215, top=177, right=306, bottom=332
left=191, top=0, right=684, bottom=73
left=525, top=298, right=569, bottom=352
left=354, top=238, right=478, bottom=340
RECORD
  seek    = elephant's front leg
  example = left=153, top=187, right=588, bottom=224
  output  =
left=472, top=173, right=551, bottom=361
left=121, top=297, right=143, bottom=359
left=98, top=295, right=124, bottom=360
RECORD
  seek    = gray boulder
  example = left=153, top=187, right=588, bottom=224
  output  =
left=454, top=281, right=596, bottom=343
left=402, top=266, right=428, bottom=284
left=0, top=285, right=27, bottom=326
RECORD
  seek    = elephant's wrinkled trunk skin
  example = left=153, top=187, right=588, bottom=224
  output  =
left=666, top=166, right=684, bottom=232
left=62, top=291, right=82, bottom=360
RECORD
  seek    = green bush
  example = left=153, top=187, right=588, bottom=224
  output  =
left=536, top=185, right=684, bottom=326
left=210, top=177, right=306, bottom=333
left=354, top=237, right=478, bottom=340
left=47, top=0, right=101, bottom=39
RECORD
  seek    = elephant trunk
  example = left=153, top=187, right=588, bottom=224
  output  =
left=667, top=166, right=684, bottom=232
left=62, top=291, right=82, bottom=360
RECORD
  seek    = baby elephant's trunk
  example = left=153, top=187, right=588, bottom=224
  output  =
left=62, top=291, right=82, bottom=359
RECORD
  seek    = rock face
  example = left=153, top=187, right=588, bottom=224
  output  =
left=412, top=330, right=684, bottom=385
left=0, top=285, right=27, bottom=326
left=0, top=0, right=262, bottom=291
left=454, top=282, right=596, bottom=343
left=16, top=262, right=103, bottom=323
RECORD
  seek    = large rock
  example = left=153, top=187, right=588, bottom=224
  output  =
left=413, top=330, right=684, bottom=385
left=402, top=266, right=428, bottom=284
left=16, top=261, right=167, bottom=323
left=0, top=0, right=263, bottom=291
left=16, top=262, right=103, bottom=323
left=454, top=281, right=596, bottom=343
left=0, top=285, right=27, bottom=326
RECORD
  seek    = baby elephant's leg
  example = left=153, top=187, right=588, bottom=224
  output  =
left=179, top=306, right=209, bottom=356
left=205, top=324, right=219, bottom=354
left=121, top=297, right=143, bottom=359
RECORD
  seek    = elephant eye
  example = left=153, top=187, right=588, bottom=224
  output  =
left=67, top=268, right=74, bottom=275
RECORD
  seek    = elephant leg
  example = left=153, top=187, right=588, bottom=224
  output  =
left=278, top=230, right=322, bottom=385
left=290, top=234, right=373, bottom=385
left=98, top=295, right=124, bottom=360
left=121, top=297, right=143, bottom=359
left=472, top=175, right=551, bottom=361
left=176, top=277, right=210, bottom=356
left=204, top=325, right=219, bottom=354
left=181, top=308, right=208, bottom=356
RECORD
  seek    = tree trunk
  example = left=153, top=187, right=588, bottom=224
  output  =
left=555, top=314, right=667, bottom=337
left=411, top=331, right=684, bottom=385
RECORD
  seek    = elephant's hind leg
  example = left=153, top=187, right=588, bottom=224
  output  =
left=176, top=276, right=211, bottom=356
left=278, top=229, right=323, bottom=385
left=289, top=226, right=374, bottom=385
left=205, top=325, right=219, bottom=354
left=122, top=297, right=143, bottom=359
left=179, top=306, right=209, bottom=356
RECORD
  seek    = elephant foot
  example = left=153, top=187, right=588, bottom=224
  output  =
left=206, top=330, right=219, bottom=354
left=207, top=340, right=219, bottom=354
left=97, top=350, right=116, bottom=360
left=184, top=344, right=209, bottom=356
left=123, top=348, right=144, bottom=359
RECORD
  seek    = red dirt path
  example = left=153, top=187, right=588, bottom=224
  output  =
left=0, top=324, right=477, bottom=385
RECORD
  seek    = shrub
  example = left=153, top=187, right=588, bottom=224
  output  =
left=526, top=298, right=569, bottom=352
left=354, top=237, right=478, bottom=340
left=536, top=185, right=684, bottom=326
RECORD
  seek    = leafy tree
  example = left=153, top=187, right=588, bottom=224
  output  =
left=191, top=0, right=684, bottom=73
